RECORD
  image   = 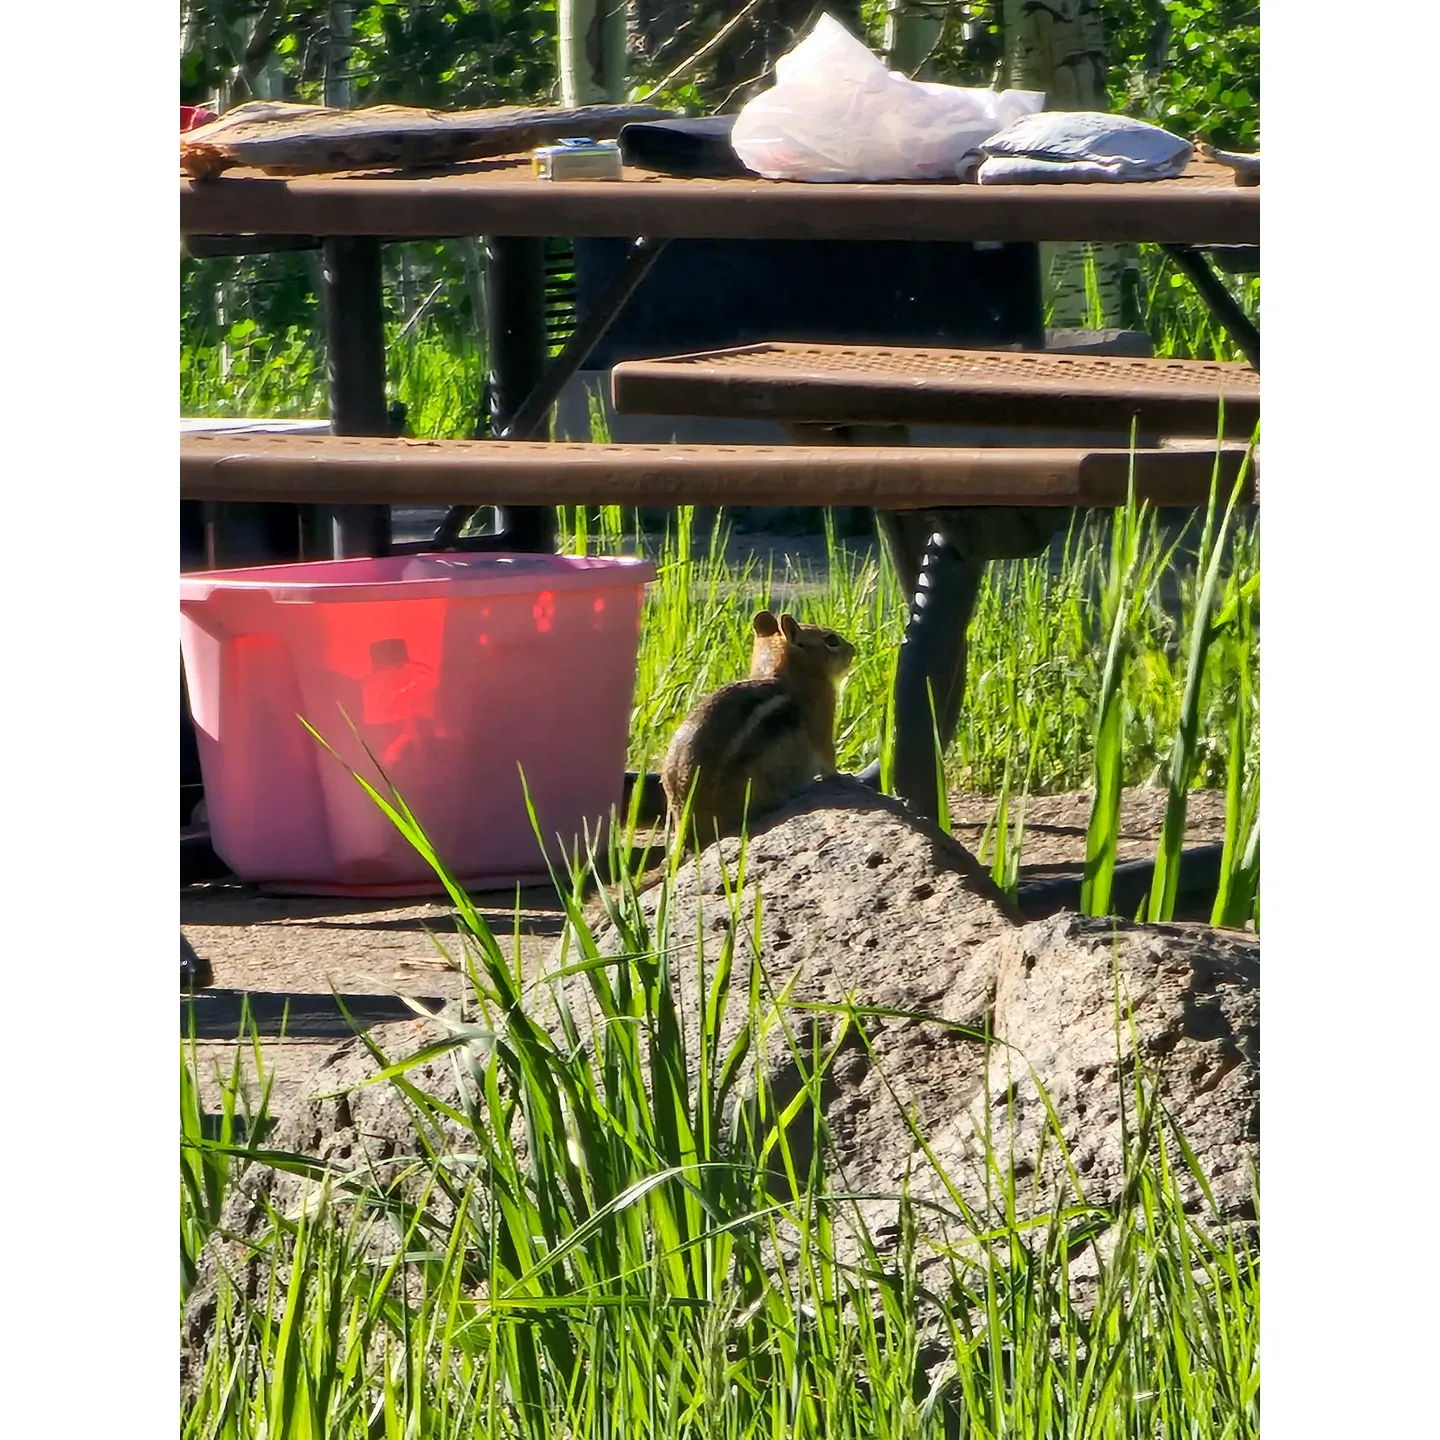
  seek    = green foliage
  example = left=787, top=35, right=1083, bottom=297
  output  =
left=1209, top=524, right=1260, bottom=929
left=626, top=76, right=707, bottom=114
left=180, top=2, right=1258, bottom=145
left=901, top=0, right=1006, bottom=84
left=180, top=1, right=560, bottom=110
left=1078, top=470, right=1178, bottom=916
left=343, top=0, right=560, bottom=109
left=915, top=2, right=1259, bottom=150
left=181, top=238, right=488, bottom=405
left=1106, top=1, right=1261, bottom=149
left=181, top=321, right=327, bottom=418
left=182, top=249, right=321, bottom=354
left=182, top=1004, right=276, bottom=1302
left=388, top=323, right=487, bottom=435
left=1137, top=246, right=1260, bottom=363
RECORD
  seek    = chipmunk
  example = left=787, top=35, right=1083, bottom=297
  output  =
left=662, top=609, right=855, bottom=848
left=590, top=610, right=855, bottom=918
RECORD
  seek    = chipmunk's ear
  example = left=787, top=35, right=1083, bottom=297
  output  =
left=779, top=613, right=801, bottom=643
left=753, top=610, right=780, bottom=637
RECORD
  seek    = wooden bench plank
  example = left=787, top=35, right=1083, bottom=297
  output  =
left=180, top=432, right=1255, bottom=510
left=610, top=344, right=1260, bottom=437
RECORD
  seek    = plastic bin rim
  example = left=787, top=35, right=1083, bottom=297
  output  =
left=180, top=552, right=657, bottom=605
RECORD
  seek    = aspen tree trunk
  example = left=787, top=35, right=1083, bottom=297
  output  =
left=885, top=0, right=944, bottom=77
left=1003, top=0, right=1132, bottom=329
left=325, top=3, right=353, bottom=110
left=559, top=0, right=629, bottom=104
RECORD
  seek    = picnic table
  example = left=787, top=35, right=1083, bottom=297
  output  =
left=180, top=152, right=1258, bottom=822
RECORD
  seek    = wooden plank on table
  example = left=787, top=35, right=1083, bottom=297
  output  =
left=180, top=101, right=676, bottom=179
left=180, top=432, right=1256, bottom=510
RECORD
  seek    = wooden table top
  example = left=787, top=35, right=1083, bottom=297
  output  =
left=180, top=156, right=1258, bottom=246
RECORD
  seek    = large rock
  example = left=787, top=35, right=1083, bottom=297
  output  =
left=557, top=788, right=1258, bottom=1278
left=917, top=911, right=1260, bottom=1315
left=549, top=778, right=1022, bottom=1194
left=969, top=912, right=1258, bottom=1223
left=183, top=783, right=1260, bottom=1386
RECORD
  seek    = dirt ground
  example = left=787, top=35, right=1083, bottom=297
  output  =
left=181, top=786, right=1227, bottom=1117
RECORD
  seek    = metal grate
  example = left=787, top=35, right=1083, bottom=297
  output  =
left=653, top=344, right=1258, bottom=391
left=610, top=343, right=1259, bottom=437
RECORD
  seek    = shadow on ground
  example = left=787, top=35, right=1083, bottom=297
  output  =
left=181, top=988, right=445, bottom=1040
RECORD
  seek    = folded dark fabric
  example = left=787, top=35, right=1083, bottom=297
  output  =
left=618, top=115, right=752, bottom=178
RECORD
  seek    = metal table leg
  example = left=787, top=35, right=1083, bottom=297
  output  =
left=884, top=521, right=982, bottom=821
left=1161, top=243, right=1260, bottom=372
left=875, top=510, right=929, bottom=602
left=499, top=236, right=669, bottom=441
left=480, top=235, right=555, bottom=551
left=432, top=235, right=670, bottom=553
left=870, top=507, right=1072, bottom=823
left=321, top=235, right=393, bottom=556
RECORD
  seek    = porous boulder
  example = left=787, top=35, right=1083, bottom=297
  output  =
left=561, top=782, right=1259, bottom=1263
left=548, top=778, right=1023, bottom=1194
left=966, top=911, right=1258, bottom=1222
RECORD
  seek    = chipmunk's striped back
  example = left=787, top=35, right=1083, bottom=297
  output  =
left=662, top=610, right=855, bottom=848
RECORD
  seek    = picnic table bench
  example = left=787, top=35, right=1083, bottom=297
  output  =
left=180, top=432, right=1253, bottom=510
left=609, top=345, right=1259, bottom=438
left=181, top=151, right=1259, bottom=826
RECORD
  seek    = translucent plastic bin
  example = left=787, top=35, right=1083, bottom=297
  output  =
left=180, top=552, right=655, bottom=895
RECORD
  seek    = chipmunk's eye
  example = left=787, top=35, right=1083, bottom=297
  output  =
left=824, top=634, right=841, bottom=648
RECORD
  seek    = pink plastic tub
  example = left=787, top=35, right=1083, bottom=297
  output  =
left=180, top=552, right=654, bottom=895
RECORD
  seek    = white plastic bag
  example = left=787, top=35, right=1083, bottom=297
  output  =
left=731, top=14, right=1044, bottom=183
left=976, top=112, right=1193, bottom=184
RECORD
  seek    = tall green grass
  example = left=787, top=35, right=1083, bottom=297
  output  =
left=1046, top=244, right=1260, bottom=363
left=1147, top=442, right=1255, bottom=923
left=180, top=322, right=482, bottom=436
left=182, top=785, right=1260, bottom=1439
left=182, top=1002, right=276, bottom=1303
left=1210, top=527, right=1260, bottom=928
left=1141, top=247, right=1260, bottom=364
left=611, top=501, right=1258, bottom=811
left=181, top=322, right=327, bottom=419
